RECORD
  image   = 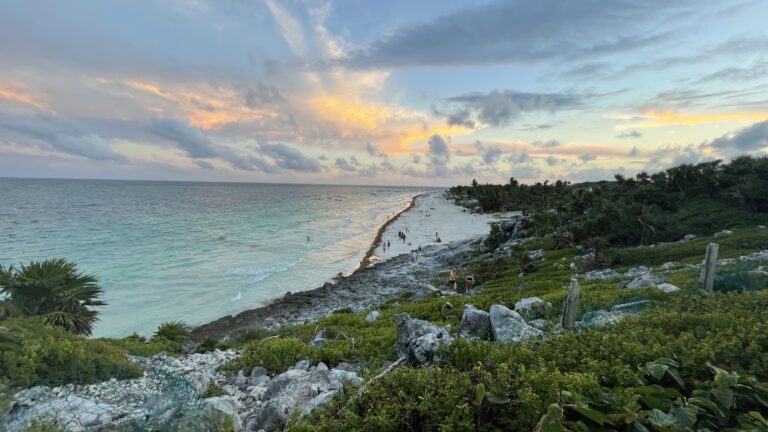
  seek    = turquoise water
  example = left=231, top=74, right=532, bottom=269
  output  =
left=0, top=179, right=429, bottom=337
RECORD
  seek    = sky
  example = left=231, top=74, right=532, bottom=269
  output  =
left=1, top=0, right=768, bottom=186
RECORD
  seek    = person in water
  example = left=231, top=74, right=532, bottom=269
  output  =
left=306, top=235, right=310, bottom=242
left=465, top=273, right=475, bottom=292
left=449, top=268, right=457, bottom=290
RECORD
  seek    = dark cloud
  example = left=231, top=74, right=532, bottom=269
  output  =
left=444, top=91, right=583, bottom=127
left=698, top=60, right=768, bottom=83
left=334, top=157, right=356, bottom=172
left=579, top=153, right=597, bottom=162
left=0, top=114, right=124, bottom=161
left=365, top=142, right=382, bottom=156
left=628, top=146, right=639, bottom=157
left=532, top=139, right=561, bottom=148
left=519, top=123, right=557, bottom=131
left=507, top=150, right=531, bottom=164
left=473, top=140, right=502, bottom=164
left=617, top=130, right=643, bottom=139
left=709, top=120, right=768, bottom=154
left=340, top=0, right=697, bottom=68
left=259, top=142, right=323, bottom=172
left=148, top=119, right=220, bottom=159
left=196, top=160, right=214, bottom=169
left=242, top=83, right=286, bottom=107
left=546, top=155, right=560, bottom=166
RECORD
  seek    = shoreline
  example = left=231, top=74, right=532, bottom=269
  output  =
left=185, top=191, right=506, bottom=349
left=359, top=192, right=428, bottom=269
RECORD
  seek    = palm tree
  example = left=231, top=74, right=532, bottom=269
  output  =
left=0, top=258, right=106, bottom=335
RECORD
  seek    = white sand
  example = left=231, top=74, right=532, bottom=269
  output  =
left=372, top=191, right=519, bottom=262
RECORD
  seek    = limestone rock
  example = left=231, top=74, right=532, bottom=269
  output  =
left=365, top=310, right=380, bottom=323
left=457, top=304, right=492, bottom=339
left=394, top=313, right=452, bottom=364
left=514, top=297, right=552, bottom=319
left=578, top=310, right=623, bottom=329
left=611, top=300, right=651, bottom=314
left=656, top=283, right=681, bottom=293
left=627, top=274, right=662, bottom=289
left=203, top=396, right=243, bottom=432
left=489, top=304, right=543, bottom=343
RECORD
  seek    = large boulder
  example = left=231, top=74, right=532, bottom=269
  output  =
left=489, top=305, right=543, bottom=343
left=457, top=304, right=492, bottom=339
left=514, top=297, right=552, bottom=319
left=394, top=314, right=452, bottom=365
left=500, top=216, right=531, bottom=239
left=202, top=396, right=243, bottom=432
left=626, top=274, right=662, bottom=289
left=251, top=366, right=363, bottom=431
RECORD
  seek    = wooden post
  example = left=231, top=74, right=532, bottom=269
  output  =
left=562, top=279, right=580, bottom=330
left=700, top=243, right=719, bottom=293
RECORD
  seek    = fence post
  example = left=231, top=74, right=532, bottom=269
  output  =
left=562, top=278, right=580, bottom=330
left=700, top=242, right=719, bottom=293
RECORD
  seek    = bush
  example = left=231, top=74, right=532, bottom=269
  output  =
left=0, top=318, right=142, bottom=388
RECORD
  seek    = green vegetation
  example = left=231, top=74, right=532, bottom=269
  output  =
left=0, top=258, right=106, bottom=336
left=0, top=318, right=142, bottom=388
left=449, top=156, right=768, bottom=249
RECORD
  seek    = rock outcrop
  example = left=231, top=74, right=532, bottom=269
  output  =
left=489, top=304, right=543, bottom=343
left=457, top=304, right=492, bottom=339
left=394, top=314, right=453, bottom=365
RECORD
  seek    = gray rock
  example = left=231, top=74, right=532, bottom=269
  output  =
left=527, top=319, right=553, bottom=332
left=250, top=366, right=268, bottom=379
left=294, top=359, right=310, bottom=371
left=489, top=304, right=543, bottom=343
left=234, top=370, right=248, bottom=387
left=254, top=396, right=295, bottom=431
left=457, top=304, right=492, bottom=339
left=528, top=249, right=545, bottom=260
left=660, top=262, right=679, bottom=270
left=683, top=234, right=696, bottom=241
left=514, top=297, right=552, bottom=319
left=580, top=269, right=620, bottom=280
left=611, top=300, right=651, bottom=314
left=714, top=229, right=733, bottom=237
left=626, top=266, right=650, bottom=277
left=365, top=310, right=380, bottom=323
left=656, top=283, right=681, bottom=293
left=310, top=329, right=326, bottom=348
left=394, top=313, right=452, bottom=364
left=203, top=396, right=243, bottom=432
left=627, top=274, right=662, bottom=289
left=578, top=310, right=623, bottom=329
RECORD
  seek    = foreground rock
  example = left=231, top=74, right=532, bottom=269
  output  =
left=489, top=304, right=543, bottom=343
left=457, top=304, right=492, bottom=339
left=514, top=297, right=552, bottom=319
left=249, top=363, right=362, bottom=431
left=394, top=313, right=453, bottom=365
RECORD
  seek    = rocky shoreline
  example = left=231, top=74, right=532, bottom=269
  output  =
left=185, top=234, right=479, bottom=350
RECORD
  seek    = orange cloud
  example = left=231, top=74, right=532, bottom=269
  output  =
left=119, top=79, right=277, bottom=129
left=0, top=82, right=47, bottom=109
left=617, top=110, right=768, bottom=130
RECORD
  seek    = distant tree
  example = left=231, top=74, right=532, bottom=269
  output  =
left=0, top=259, right=106, bottom=335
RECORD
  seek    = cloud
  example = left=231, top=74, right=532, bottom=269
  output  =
left=698, top=60, right=768, bottom=83
left=546, top=155, right=560, bottom=166
left=444, top=90, right=583, bottom=127
left=340, top=0, right=696, bottom=68
left=473, top=140, right=502, bottom=164
left=0, top=114, right=123, bottom=161
left=259, top=142, right=323, bottom=172
left=242, top=83, right=286, bottom=107
left=519, top=123, right=557, bottom=131
left=532, top=139, right=561, bottom=148
left=567, top=166, right=627, bottom=183
left=365, top=142, right=380, bottom=156
left=578, top=153, right=597, bottom=162
left=709, top=120, right=768, bottom=155
left=629, top=146, right=639, bottom=157
left=617, top=130, right=643, bottom=139
left=616, top=110, right=768, bottom=130
left=334, top=157, right=356, bottom=172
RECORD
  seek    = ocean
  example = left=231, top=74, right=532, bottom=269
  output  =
left=0, top=178, right=430, bottom=337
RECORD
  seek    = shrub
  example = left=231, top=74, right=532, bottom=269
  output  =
left=0, top=318, right=142, bottom=388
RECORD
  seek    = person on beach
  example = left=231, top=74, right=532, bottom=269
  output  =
left=465, top=273, right=475, bottom=292
left=411, top=250, right=417, bottom=262
left=449, top=268, right=457, bottom=290
left=387, top=240, right=390, bottom=248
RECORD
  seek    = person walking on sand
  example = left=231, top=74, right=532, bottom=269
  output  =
left=387, top=240, right=390, bottom=248
left=465, top=273, right=475, bottom=292
left=449, top=268, right=457, bottom=290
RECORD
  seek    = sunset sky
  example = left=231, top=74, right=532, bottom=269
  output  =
left=1, top=0, right=768, bottom=186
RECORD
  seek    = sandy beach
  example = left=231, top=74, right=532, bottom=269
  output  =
left=186, top=191, right=517, bottom=347
left=371, top=191, right=514, bottom=263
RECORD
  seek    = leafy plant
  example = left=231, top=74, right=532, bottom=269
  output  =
left=0, top=259, right=106, bottom=335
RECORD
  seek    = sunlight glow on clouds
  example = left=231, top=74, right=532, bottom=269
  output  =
left=1, top=0, right=767, bottom=185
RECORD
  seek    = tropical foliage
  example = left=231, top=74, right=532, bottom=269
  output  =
left=0, top=258, right=105, bottom=335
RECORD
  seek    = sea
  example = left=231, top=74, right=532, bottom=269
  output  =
left=0, top=178, right=431, bottom=337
